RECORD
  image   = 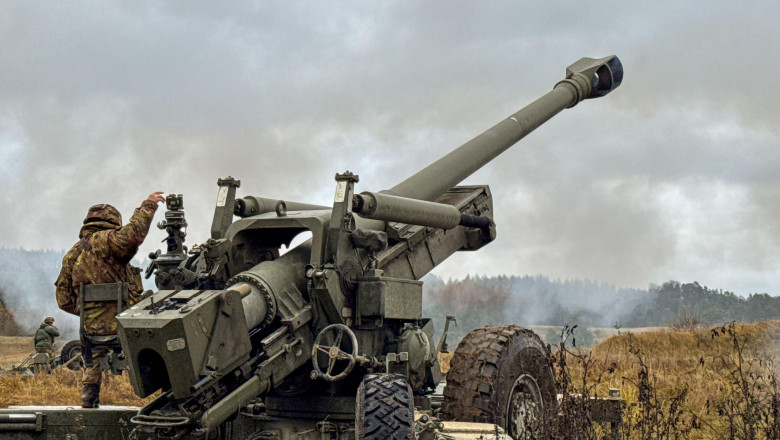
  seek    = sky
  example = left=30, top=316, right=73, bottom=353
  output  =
left=1, top=1, right=778, bottom=297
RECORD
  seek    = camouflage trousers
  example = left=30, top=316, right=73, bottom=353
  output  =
left=35, top=348, right=53, bottom=356
left=81, top=346, right=110, bottom=386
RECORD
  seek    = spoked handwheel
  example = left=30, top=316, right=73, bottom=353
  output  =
left=311, top=323, right=358, bottom=382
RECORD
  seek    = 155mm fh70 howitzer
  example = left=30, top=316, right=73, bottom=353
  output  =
left=116, top=56, right=623, bottom=440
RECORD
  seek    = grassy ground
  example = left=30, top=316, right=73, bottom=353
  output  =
left=559, top=321, right=780, bottom=439
left=0, top=336, right=153, bottom=407
left=441, top=321, right=780, bottom=439
left=3, top=323, right=779, bottom=438
left=0, top=368, right=152, bottom=407
left=0, top=336, right=36, bottom=369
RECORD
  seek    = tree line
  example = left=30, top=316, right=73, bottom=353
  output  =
left=422, top=275, right=780, bottom=344
left=1, top=248, right=779, bottom=340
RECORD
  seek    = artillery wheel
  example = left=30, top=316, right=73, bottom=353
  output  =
left=441, top=325, right=556, bottom=439
left=60, top=340, right=84, bottom=370
left=356, top=374, right=414, bottom=440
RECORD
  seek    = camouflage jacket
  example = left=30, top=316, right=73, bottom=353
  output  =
left=55, top=199, right=158, bottom=335
left=33, top=322, right=59, bottom=350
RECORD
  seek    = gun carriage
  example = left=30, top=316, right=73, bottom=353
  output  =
left=0, top=55, right=623, bottom=440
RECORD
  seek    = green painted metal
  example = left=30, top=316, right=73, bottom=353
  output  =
left=386, top=55, right=621, bottom=202
left=121, top=55, right=621, bottom=438
left=354, top=191, right=463, bottom=229
left=10, top=56, right=623, bottom=439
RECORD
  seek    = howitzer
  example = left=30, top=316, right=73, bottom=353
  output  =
left=116, top=55, right=623, bottom=439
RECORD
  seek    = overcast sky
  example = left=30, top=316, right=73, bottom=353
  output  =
left=1, top=1, right=778, bottom=296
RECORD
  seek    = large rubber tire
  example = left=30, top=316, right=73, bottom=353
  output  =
left=441, top=325, right=556, bottom=439
left=60, top=340, right=84, bottom=371
left=356, top=374, right=414, bottom=440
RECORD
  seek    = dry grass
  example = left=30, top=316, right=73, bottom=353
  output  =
left=0, top=336, right=76, bottom=369
left=0, top=336, right=155, bottom=407
left=564, top=321, right=780, bottom=439
left=439, top=351, right=453, bottom=374
left=0, top=368, right=153, bottom=407
left=4, top=323, right=779, bottom=438
left=584, top=322, right=775, bottom=399
left=0, top=336, right=36, bottom=369
left=441, top=322, right=780, bottom=439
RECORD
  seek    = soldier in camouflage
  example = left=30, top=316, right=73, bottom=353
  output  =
left=33, top=316, right=59, bottom=356
left=55, top=192, right=165, bottom=408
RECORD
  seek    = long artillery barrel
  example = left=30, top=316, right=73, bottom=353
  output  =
left=233, top=55, right=625, bottom=344
left=119, top=55, right=623, bottom=437
left=383, top=55, right=622, bottom=203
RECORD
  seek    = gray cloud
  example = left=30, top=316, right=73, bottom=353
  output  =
left=1, top=0, right=779, bottom=306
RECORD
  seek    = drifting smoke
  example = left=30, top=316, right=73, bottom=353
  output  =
left=422, top=274, right=649, bottom=343
left=498, top=276, right=648, bottom=328
left=0, top=248, right=152, bottom=339
left=0, top=248, right=76, bottom=338
left=1, top=2, right=780, bottom=299
left=423, top=275, right=780, bottom=346
left=0, top=301, right=21, bottom=336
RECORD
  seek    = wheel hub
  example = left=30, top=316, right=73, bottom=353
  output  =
left=506, top=374, right=543, bottom=439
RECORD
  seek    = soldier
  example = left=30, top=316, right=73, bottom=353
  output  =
left=55, top=192, right=165, bottom=408
left=33, top=316, right=59, bottom=356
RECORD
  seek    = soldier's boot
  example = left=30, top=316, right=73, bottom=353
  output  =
left=81, top=355, right=103, bottom=408
left=81, top=383, right=100, bottom=408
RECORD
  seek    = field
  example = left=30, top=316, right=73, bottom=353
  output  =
left=0, top=336, right=152, bottom=407
left=439, top=322, right=780, bottom=439
left=556, top=321, right=780, bottom=439
left=0, top=336, right=37, bottom=369
left=2, top=323, right=779, bottom=438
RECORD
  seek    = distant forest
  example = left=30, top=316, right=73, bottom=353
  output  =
left=1, top=247, right=780, bottom=341
left=421, top=275, right=780, bottom=343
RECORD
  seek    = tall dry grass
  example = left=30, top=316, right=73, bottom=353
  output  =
left=3, top=323, right=779, bottom=438
left=440, top=321, right=780, bottom=439
left=1, top=335, right=156, bottom=407
left=0, top=368, right=153, bottom=407
left=557, top=321, right=780, bottom=439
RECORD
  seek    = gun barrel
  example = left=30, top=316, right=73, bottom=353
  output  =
left=386, top=55, right=622, bottom=202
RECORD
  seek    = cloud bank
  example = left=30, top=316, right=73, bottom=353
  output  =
left=0, top=1, right=778, bottom=299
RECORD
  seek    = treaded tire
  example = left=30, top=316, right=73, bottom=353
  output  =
left=441, top=325, right=556, bottom=439
left=356, top=374, right=414, bottom=440
left=60, top=340, right=84, bottom=370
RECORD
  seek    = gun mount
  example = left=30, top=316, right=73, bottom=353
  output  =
left=114, top=55, right=623, bottom=439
